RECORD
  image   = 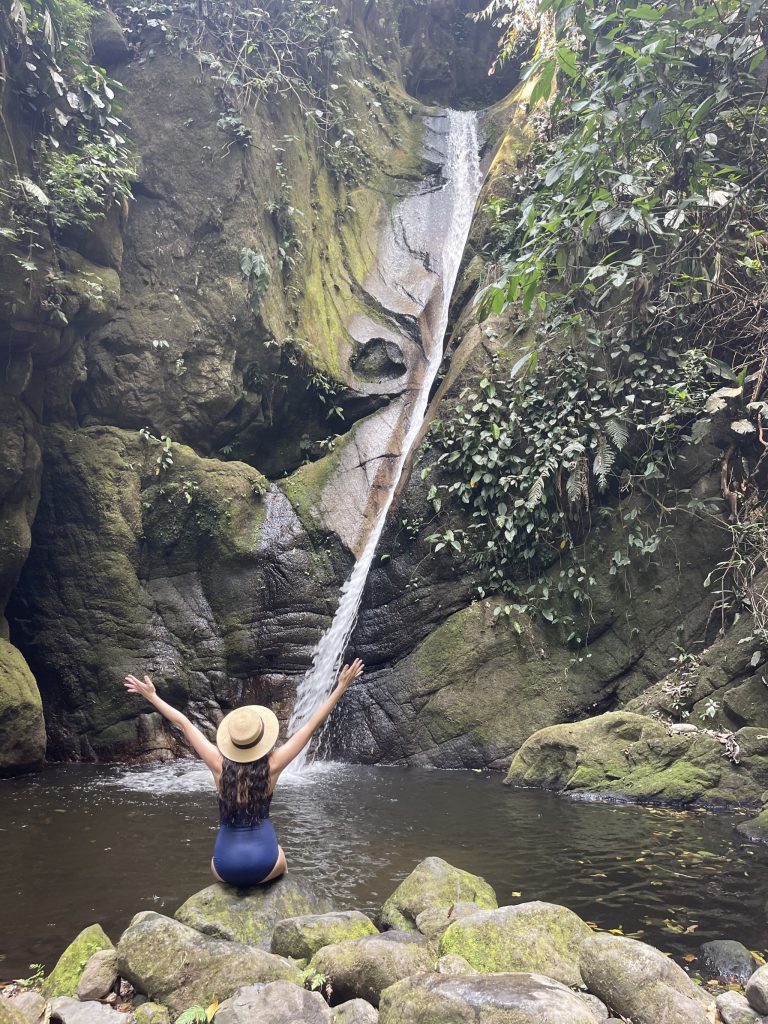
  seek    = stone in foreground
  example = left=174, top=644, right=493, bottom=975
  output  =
left=214, top=982, right=332, bottom=1024
left=3, top=993, right=45, bottom=1024
left=132, top=1005, right=169, bottom=1024
left=331, top=1000, right=379, bottom=1023
left=117, top=911, right=301, bottom=1012
left=0, top=1001, right=32, bottom=1024
left=747, top=964, right=768, bottom=1015
left=48, top=999, right=134, bottom=1024
left=310, top=934, right=433, bottom=1007
left=42, top=924, right=114, bottom=999
left=439, top=901, right=591, bottom=986
left=378, top=972, right=601, bottom=1024
left=580, top=934, right=714, bottom=1024
left=76, top=949, right=119, bottom=1001
left=717, top=990, right=766, bottom=1024
left=271, top=911, right=378, bottom=960
left=174, top=878, right=332, bottom=949
left=699, top=939, right=757, bottom=983
left=379, top=857, right=497, bottom=931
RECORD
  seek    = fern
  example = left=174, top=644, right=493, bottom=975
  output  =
left=605, top=417, right=629, bottom=451
left=526, top=455, right=558, bottom=508
left=175, top=1007, right=207, bottom=1024
left=565, top=456, right=589, bottom=509
left=593, top=434, right=615, bottom=492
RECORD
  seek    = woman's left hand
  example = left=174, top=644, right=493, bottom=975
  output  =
left=124, top=674, right=157, bottom=700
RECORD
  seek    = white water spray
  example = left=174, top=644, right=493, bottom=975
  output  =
left=286, top=109, right=484, bottom=774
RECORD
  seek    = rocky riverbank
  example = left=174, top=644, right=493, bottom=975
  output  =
left=1, top=856, right=765, bottom=1024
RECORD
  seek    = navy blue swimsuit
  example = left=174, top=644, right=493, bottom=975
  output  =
left=212, top=794, right=279, bottom=886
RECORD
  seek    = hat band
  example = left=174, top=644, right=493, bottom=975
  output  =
left=229, top=720, right=264, bottom=749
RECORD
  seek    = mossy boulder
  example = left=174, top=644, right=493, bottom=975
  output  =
left=116, top=911, right=301, bottom=1012
left=331, top=999, right=379, bottom=1023
left=271, top=911, right=378, bottom=960
left=414, top=902, right=485, bottom=940
left=133, top=1005, right=169, bottom=1024
left=505, top=711, right=768, bottom=807
left=378, top=973, right=602, bottom=1024
left=439, top=902, right=591, bottom=986
left=309, top=934, right=433, bottom=1007
left=580, top=934, right=714, bottom=1024
left=214, top=981, right=332, bottom=1024
left=42, top=923, right=114, bottom=999
left=379, top=857, right=497, bottom=931
left=175, top=879, right=333, bottom=949
left=0, top=639, right=45, bottom=772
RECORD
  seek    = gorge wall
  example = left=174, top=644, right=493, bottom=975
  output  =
left=1, top=0, right=765, bottom=801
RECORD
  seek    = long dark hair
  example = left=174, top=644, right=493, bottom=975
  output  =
left=218, top=755, right=272, bottom=826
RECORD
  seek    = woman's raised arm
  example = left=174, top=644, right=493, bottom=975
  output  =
left=124, top=674, right=222, bottom=777
left=269, top=659, right=364, bottom=777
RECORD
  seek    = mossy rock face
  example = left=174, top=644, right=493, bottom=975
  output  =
left=309, top=934, right=433, bottom=1008
left=505, top=711, right=768, bottom=807
left=174, top=879, right=333, bottom=949
left=439, top=902, right=591, bottom=987
left=271, top=911, right=378, bottom=961
left=580, top=934, right=714, bottom=1024
left=379, top=857, right=497, bottom=932
left=41, top=923, right=114, bottom=999
left=0, top=639, right=45, bottom=772
left=378, top=972, right=602, bottom=1024
left=117, top=911, right=301, bottom=1013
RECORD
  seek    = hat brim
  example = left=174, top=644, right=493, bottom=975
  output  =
left=216, top=705, right=280, bottom=764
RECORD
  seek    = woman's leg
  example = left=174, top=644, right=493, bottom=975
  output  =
left=211, top=857, right=225, bottom=882
left=261, top=845, right=287, bottom=883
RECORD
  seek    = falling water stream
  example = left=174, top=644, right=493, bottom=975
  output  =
left=286, top=110, right=484, bottom=772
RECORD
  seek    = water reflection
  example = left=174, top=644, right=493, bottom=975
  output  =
left=0, top=762, right=766, bottom=977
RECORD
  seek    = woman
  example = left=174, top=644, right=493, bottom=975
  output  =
left=123, top=659, right=364, bottom=885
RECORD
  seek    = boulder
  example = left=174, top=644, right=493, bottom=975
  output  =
left=4, top=993, right=45, bottom=1024
left=0, top=639, right=46, bottom=773
left=89, top=10, right=130, bottom=67
left=378, top=972, right=601, bottom=1023
left=747, top=964, right=768, bottom=1014
left=48, top=999, right=133, bottom=1024
left=331, top=1000, right=379, bottom=1024
left=379, top=858, right=497, bottom=931
left=439, top=902, right=591, bottom=986
left=132, top=1005, right=169, bottom=1024
left=699, top=940, right=757, bottom=983
left=435, top=954, right=477, bottom=975
left=271, top=911, right=378, bottom=960
left=580, top=934, right=714, bottom=1024
left=578, top=994, right=609, bottom=1020
left=116, top=911, right=301, bottom=1012
left=717, top=991, right=765, bottom=1024
left=42, top=924, right=114, bottom=999
left=76, top=949, right=119, bottom=1001
left=415, top=902, right=484, bottom=939
left=214, top=982, right=332, bottom=1024
left=309, top=934, right=433, bottom=1007
left=175, top=879, right=332, bottom=949
left=0, top=1002, right=30, bottom=1024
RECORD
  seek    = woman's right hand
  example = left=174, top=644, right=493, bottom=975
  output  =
left=124, top=674, right=157, bottom=700
left=338, top=658, right=364, bottom=692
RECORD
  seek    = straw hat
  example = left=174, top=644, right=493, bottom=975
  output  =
left=216, top=705, right=280, bottom=763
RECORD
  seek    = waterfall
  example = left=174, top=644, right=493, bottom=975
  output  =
left=285, top=109, right=484, bottom=774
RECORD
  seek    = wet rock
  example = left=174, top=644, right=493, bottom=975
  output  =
left=0, top=639, right=45, bottom=773
left=331, top=1000, right=379, bottom=1024
left=48, top=999, right=133, bottom=1024
left=42, top=924, right=114, bottom=999
left=76, top=949, right=119, bottom=1001
left=116, top=911, right=301, bottom=1012
left=4, top=993, right=45, bottom=1024
left=309, top=934, right=433, bottom=1007
left=379, top=857, right=497, bottom=931
left=214, top=982, right=332, bottom=1024
left=717, top=991, right=766, bottom=1024
left=415, top=902, right=484, bottom=939
left=439, top=901, right=591, bottom=986
left=580, top=934, right=714, bottom=1024
left=271, top=911, right=378, bottom=960
left=378, top=972, right=601, bottom=1023
left=132, top=1005, right=169, bottom=1024
left=175, top=879, right=333, bottom=949
left=89, top=11, right=130, bottom=67
left=747, top=964, right=768, bottom=1014
left=699, top=939, right=757, bottom=983
left=435, top=954, right=477, bottom=975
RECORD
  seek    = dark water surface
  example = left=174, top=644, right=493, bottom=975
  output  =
left=1, top=761, right=767, bottom=978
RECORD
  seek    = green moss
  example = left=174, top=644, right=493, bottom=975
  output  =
left=0, top=639, right=45, bottom=770
left=271, top=911, right=378, bottom=960
left=42, top=923, right=113, bottom=998
left=380, top=857, right=497, bottom=932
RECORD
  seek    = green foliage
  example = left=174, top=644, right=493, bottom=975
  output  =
left=14, top=963, right=45, bottom=989
left=139, top=426, right=174, bottom=474
left=174, top=1006, right=207, bottom=1024
left=239, top=246, right=271, bottom=312
left=300, top=964, right=328, bottom=993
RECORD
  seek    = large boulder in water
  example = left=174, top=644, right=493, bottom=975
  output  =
left=580, top=934, right=714, bottom=1024
left=309, top=934, right=433, bottom=1007
left=0, top=639, right=46, bottom=773
left=271, top=911, right=378, bottom=960
left=214, top=982, right=332, bottom=1024
left=439, top=902, right=591, bottom=986
left=117, top=911, right=301, bottom=1012
left=174, top=878, right=332, bottom=949
left=378, top=973, right=601, bottom=1024
left=42, top=923, right=114, bottom=999
left=379, top=857, right=497, bottom=931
